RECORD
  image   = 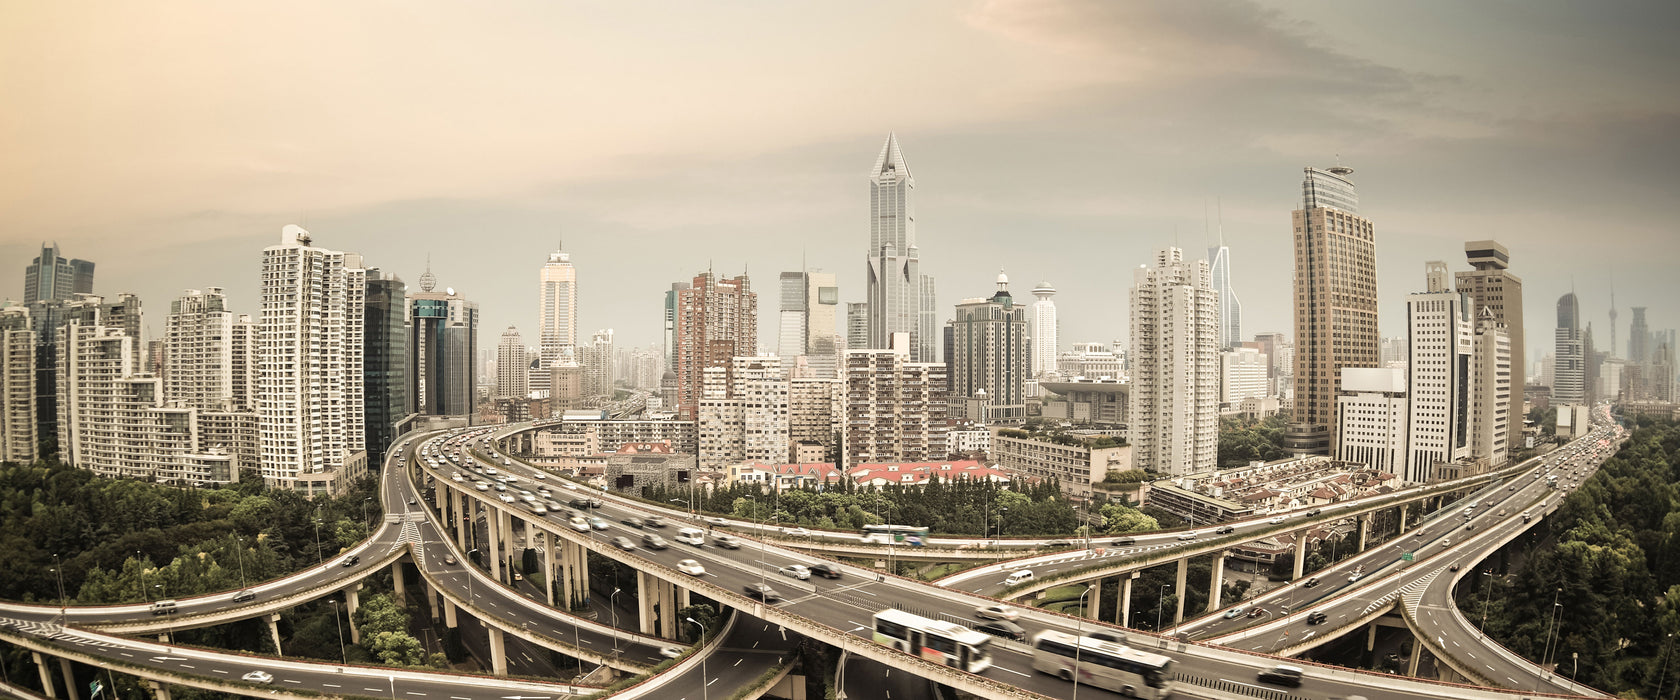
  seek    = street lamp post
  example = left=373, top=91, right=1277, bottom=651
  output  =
left=51, top=554, right=66, bottom=619
left=1542, top=588, right=1563, bottom=668
left=1073, top=585, right=1093, bottom=700
left=467, top=549, right=479, bottom=602
left=686, top=617, right=709, bottom=700
left=234, top=537, right=248, bottom=589
left=329, top=599, right=347, bottom=664
left=1156, top=584, right=1170, bottom=631
left=314, top=517, right=325, bottom=564
left=1656, top=633, right=1675, bottom=700
left=1478, top=570, right=1495, bottom=637
left=610, top=588, right=623, bottom=658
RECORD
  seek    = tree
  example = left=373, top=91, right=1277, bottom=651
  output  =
left=1099, top=503, right=1160, bottom=535
left=367, top=630, right=427, bottom=666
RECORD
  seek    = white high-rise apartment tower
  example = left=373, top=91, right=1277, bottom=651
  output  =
left=165, top=288, right=235, bottom=410
left=259, top=226, right=367, bottom=492
left=497, top=326, right=528, bottom=399
left=0, top=306, right=36, bottom=463
left=1128, top=247, right=1219, bottom=476
left=1030, top=280, right=1058, bottom=377
left=865, top=134, right=937, bottom=362
left=539, top=248, right=578, bottom=373
left=1404, top=262, right=1473, bottom=484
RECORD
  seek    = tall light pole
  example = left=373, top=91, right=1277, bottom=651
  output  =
left=1478, top=570, right=1494, bottom=637
left=686, top=617, right=709, bottom=700
left=610, top=588, right=623, bottom=658
left=1156, top=584, right=1170, bottom=631
left=234, top=537, right=248, bottom=589
left=51, top=554, right=66, bottom=619
left=467, top=548, right=479, bottom=602
left=329, top=599, right=347, bottom=664
left=1656, top=632, right=1675, bottom=700
left=1542, top=588, right=1563, bottom=668
left=1073, top=585, right=1093, bottom=700
left=314, top=517, right=325, bottom=564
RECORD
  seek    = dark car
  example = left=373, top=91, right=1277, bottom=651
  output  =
left=588, top=498, right=603, bottom=508
left=974, top=619, right=1026, bottom=641
left=341, top=555, right=360, bottom=567
left=1214, top=525, right=1235, bottom=535
left=809, top=563, right=843, bottom=579
left=644, top=516, right=668, bottom=528
left=611, top=536, right=637, bottom=551
left=231, top=590, right=257, bottom=603
left=1306, top=508, right=1322, bottom=517
left=1257, top=665, right=1304, bottom=688
left=1112, top=537, right=1137, bottom=546
left=569, top=498, right=592, bottom=510
left=743, top=583, right=781, bottom=602
left=641, top=534, right=669, bottom=550
left=621, top=517, right=646, bottom=529
left=1303, top=576, right=1320, bottom=588
left=1305, top=611, right=1328, bottom=626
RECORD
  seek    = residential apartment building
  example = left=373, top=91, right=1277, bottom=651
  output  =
left=0, top=305, right=36, bottom=462
left=1470, top=308, right=1512, bottom=469
left=1030, top=281, right=1058, bottom=377
left=496, top=326, right=529, bottom=399
left=992, top=432, right=1129, bottom=500
left=164, top=288, right=235, bottom=410
left=842, top=333, right=948, bottom=466
left=948, top=273, right=1029, bottom=422
left=789, top=377, right=842, bottom=461
left=1128, top=247, right=1219, bottom=477
left=1220, top=346, right=1269, bottom=409
left=673, top=271, right=757, bottom=420
left=698, top=356, right=789, bottom=470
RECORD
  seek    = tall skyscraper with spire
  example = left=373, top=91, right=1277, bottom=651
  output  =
left=1286, top=165, right=1378, bottom=455
left=865, top=134, right=936, bottom=362
left=1208, top=241, right=1241, bottom=350
left=539, top=247, right=578, bottom=376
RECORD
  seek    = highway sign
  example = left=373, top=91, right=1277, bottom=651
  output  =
left=1400, top=552, right=1413, bottom=561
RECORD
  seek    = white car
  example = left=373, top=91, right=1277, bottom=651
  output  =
left=779, top=564, right=811, bottom=580
left=532, top=472, right=546, bottom=480
left=676, top=559, right=707, bottom=576
left=498, top=494, right=516, bottom=503
left=974, top=604, right=1019, bottom=621
left=781, top=527, right=810, bottom=537
left=569, top=516, right=591, bottom=533
left=241, top=671, right=273, bottom=684
left=659, top=645, right=683, bottom=659
left=563, top=482, right=580, bottom=491
left=1176, top=531, right=1199, bottom=541
left=1267, top=516, right=1286, bottom=525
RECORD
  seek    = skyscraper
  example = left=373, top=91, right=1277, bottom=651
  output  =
left=1208, top=243, right=1241, bottom=349
left=1469, top=307, right=1512, bottom=469
left=1455, top=240, right=1524, bottom=413
left=408, top=277, right=477, bottom=417
left=673, top=271, right=757, bottom=420
left=776, top=270, right=841, bottom=378
left=259, top=225, right=367, bottom=493
left=363, top=271, right=408, bottom=464
left=1553, top=293, right=1585, bottom=406
left=582, top=329, right=615, bottom=398
left=0, top=305, right=36, bottom=463
left=778, top=272, right=808, bottom=359
left=164, top=288, right=235, bottom=410
left=1629, top=307, right=1650, bottom=365
left=1030, top=280, right=1058, bottom=377
left=1128, top=247, right=1219, bottom=476
left=22, top=243, right=94, bottom=305
left=1404, top=262, right=1473, bottom=484
left=497, top=326, right=528, bottom=399
left=948, top=272, right=1029, bottom=422
left=663, top=282, right=690, bottom=375
left=539, top=248, right=578, bottom=374
left=846, top=302, right=869, bottom=353
left=865, top=134, right=936, bottom=362
left=1287, top=166, right=1378, bottom=455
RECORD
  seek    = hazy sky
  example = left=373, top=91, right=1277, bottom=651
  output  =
left=4, top=1, right=1678, bottom=369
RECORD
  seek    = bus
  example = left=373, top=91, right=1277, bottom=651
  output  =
left=1030, top=630, right=1174, bottom=699
left=871, top=609, right=993, bottom=673
left=861, top=524, right=929, bottom=546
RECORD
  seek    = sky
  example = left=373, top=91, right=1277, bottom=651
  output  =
left=4, top=0, right=1678, bottom=371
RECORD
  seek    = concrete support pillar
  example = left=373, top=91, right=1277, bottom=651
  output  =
left=637, top=571, right=656, bottom=635
left=488, top=627, right=508, bottom=676
left=1206, top=552, right=1226, bottom=612
left=1398, top=504, right=1409, bottom=533
left=148, top=681, right=172, bottom=700
left=1407, top=633, right=1424, bottom=676
left=499, top=510, right=515, bottom=583
left=659, top=579, right=677, bottom=638
left=1086, top=579, right=1102, bottom=619
left=268, top=614, right=284, bottom=655
left=1118, top=572, right=1138, bottom=626
left=453, top=491, right=468, bottom=553
left=486, top=506, right=502, bottom=583
left=543, top=530, right=557, bottom=608
left=32, top=652, right=58, bottom=699
left=678, top=586, right=691, bottom=610
left=1357, top=514, right=1371, bottom=552
left=434, top=479, right=446, bottom=510
left=1173, top=558, right=1188, bottom=626
left=573, top=541, right=591, bottom=606
left=58, top=658, right=78, bottom=700
left=1293, top=531, right=1308, bottom=580
left=443, top=599, right=458, bottom=629
left=346, top=584, right=362, bottom=644
left=392, top=561, right=407, bottom=606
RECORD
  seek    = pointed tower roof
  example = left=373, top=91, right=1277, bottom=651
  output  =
left=870, top=133, right=914, bottom=182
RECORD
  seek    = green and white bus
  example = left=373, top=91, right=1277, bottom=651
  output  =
left=861, top=523, right=929, bottom=546
left=871, top=609, right=993, bottom=673
left=1031, top=630, right=1174, bottom=698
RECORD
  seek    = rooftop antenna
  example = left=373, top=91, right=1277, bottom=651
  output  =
left=1203, top=198, right=1211, bottom=248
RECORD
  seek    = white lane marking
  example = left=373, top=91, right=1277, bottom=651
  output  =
left=211, top=669, right=227, bottom=674
left=707, top=679, right=719, bottom=686
left=993, top=665, right=1031, bottom=677
left=324, top=684, right=340, bottom=688
left=119, top=653, right=132, bottom=658
left=179, top=664, right=195, bottom=669
left=282, top=679, right=300, bottom=684
left=365, top=688, right=385, bottom=692
left=406, top=693, right=426, bottom=697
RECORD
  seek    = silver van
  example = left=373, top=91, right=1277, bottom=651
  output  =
left=675, top=527, right=706, bottom=546
left=1004, top=569, right=1035, bottom=585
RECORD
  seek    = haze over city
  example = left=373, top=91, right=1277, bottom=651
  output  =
left=4, top=1, right=1678, bottom=359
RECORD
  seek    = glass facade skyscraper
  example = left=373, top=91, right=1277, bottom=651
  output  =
left=364, top=272, right=408, bottom=463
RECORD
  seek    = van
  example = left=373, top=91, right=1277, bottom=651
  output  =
left=150, top=600, right=179, bottom=616
left=1004, top=570, right=1035, bottom=585
left=1257, top=664, right=1304, bottom=688
left=675, top=527, right=706, bottom=546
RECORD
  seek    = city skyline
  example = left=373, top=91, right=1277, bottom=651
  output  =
left=2, top=2, right=1678, bottom=363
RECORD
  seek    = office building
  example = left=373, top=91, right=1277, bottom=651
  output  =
left=1208, top=242, right=1242, bottom=349
left=1128, top=247, right=1219, bottom=477
left=663, top=282, right=689, bottom=375
left=1553, top=293, right=1586, bottom=406
left=1220, top=346, right=1270, bottom=408
left=258, top=225, right=367, bottom=493
left=698, top=356, right=789, bottom=470
left=1335, top=367, right=1408, bottom=475
left=1057, top=343, right=1124, bottom=380
left=1040, top=378, right=1129, bottom=426
left=363, top=272, right=408, bottom=463
left=539, top=248, right=578, bottom=375
left=777, top=270, right=841, bottom=378
left=1404, top=263, right=1473, bottom=484
left=842, top=333, right=948, bottom=466
left=1470, top=308, right=1512, bottom=468
left=672, top=271, right=757, bottom=420
left=0, top=305, right=36, bottom=462
left=22, top=243, right=94, bottom=305
left=1287, top=166, right=1379, bottom=455
left=948, top=272, right=1029, bottom=422
left=1629, top=307, right=1650, bottom=365
left=408, top=279, right=477, bottom=417
left=778, top=272, right=808, bottom=359
left=1030, top=280, right=1058, bottom=377
left=846, top=302, right=869, bottom=354
left=497, top=326, right=528, bottom=399
left=1455, top=240, right=1524, bottom=415
left=865, top=134, right=937, bottom=362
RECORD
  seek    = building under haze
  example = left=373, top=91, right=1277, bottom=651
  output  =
left=1208, top=242, right=1242, bottom=350
left=1287, top=166, right=1379, bottom=455
left=948, top=272, right=1029, bottom=422
left=778, top=269, right=841, bottom=379
left=164, top=288, right=235, bottom=411
left=1455, top=240, right=1524, bottom=414
left=1030, top=280, right=1058, bottom=377
left=408, top=275, right=478, bottom=418
left=1553, top=293, right=1586, bottom=406
left=698, top=356, right=789, bottom=470
left=363, top=271, right=408, bottom=464
left=865, top=134, right=938, bottom=363
left=1128, top=247, right=1219, bottom=476
left=539, top=247, right=578, bottom=377
left=497, top=326, right=528, bottom=399
left=23, top=243, right=94, bottom=305
left=0, top=305, right=37, bottom=463
left=843, top=333, right=948, bottom=466
left=673, top=271, right=757, bottom=420
left=1404, top=262, right=1473, bottom=484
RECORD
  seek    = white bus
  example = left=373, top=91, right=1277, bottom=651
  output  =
left=1031, top=630, right=1174, bottom=699
left=861, top=524, right=929, bottom=546
left=871, top=609, right=993, bottom=673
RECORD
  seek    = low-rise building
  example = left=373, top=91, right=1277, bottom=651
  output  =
left=992, top=430, right=1129, bottom=501
left=1038, top=378, right=1129, bottom=426
left=726, top=462, right=845, bottom=491
left=603, top=441, right=695, bottom=495
left=1143, top=455, right=1399, bottom=525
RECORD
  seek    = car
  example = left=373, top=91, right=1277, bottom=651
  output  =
left=974, top=619, right=1026, bottom=641
left=1347, top=571, right=1363, bottom=583
left=475, top=482, right=490, bottom=491
left=621, top=517, right=646, bottom=529
left=1449, top=563, right=1461, bottom=572
left=1004, top=570, right=1035, bottom=585
left=611, top=536, right=637, bottom=551
left=1414, top=529, right=1425, bottom=537
left=533, top=473, right=546, bottom=480
left=569, top=516, right=591, bottom=532
left=1306, top=508, right=1322, bottom=517
left=241, top=670, right=274, bottom=684
left=743, top=583, right=781, bottom=601
left=1441, top=538, right=1452, bottom=547
left=1176, top=531, right=1199, bottom=541
left=1247, top=607, right=1267, bottom=618
left=1267, top=516, right=1287, bottom=525
left=1257, top=664, right=1304, bottom=688
left=1111, top=537, right=1137, bottom=546
left=498, top=494, right=516, bottom=503
left=588, top=497, right=603, bottom=508
left=1509, top=485, right=1517, bottom=491
left=704, top=517, right=732, bottom=527
left=1305, top=611, right=1328, bottom=626
left=810, top=563, right=843, bottom=579
left=677, top=559, right=707, bottom=576
left=713, top=534, right=741, bottom=549
left=780, top=564, right=811, bottom=580
left=589, top=517, right=609, bottom=531
left=642, top=534, right=670, bottom=550
left=1214, top=525, right=1235, bottom=535
left=1466, top=523, right=1475, bottom=531
left=537, top=487, right=552, bottom=497
left=1223, top=606, right=1249, bottom=619
left=781, top=527, right=810, bottom=537
left=1303, top=577, right=1320, bottom=588
left=562, top=482, right=579, bottom=490
left=231, top=589, right=257, bottom=603
left=645, top=516, right=668, bottom=528
left=341, top=555, right=360, bottom=567
left=658, top=645, right=683, bottom=659
left=975, top=604, right=1019, bottom=621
